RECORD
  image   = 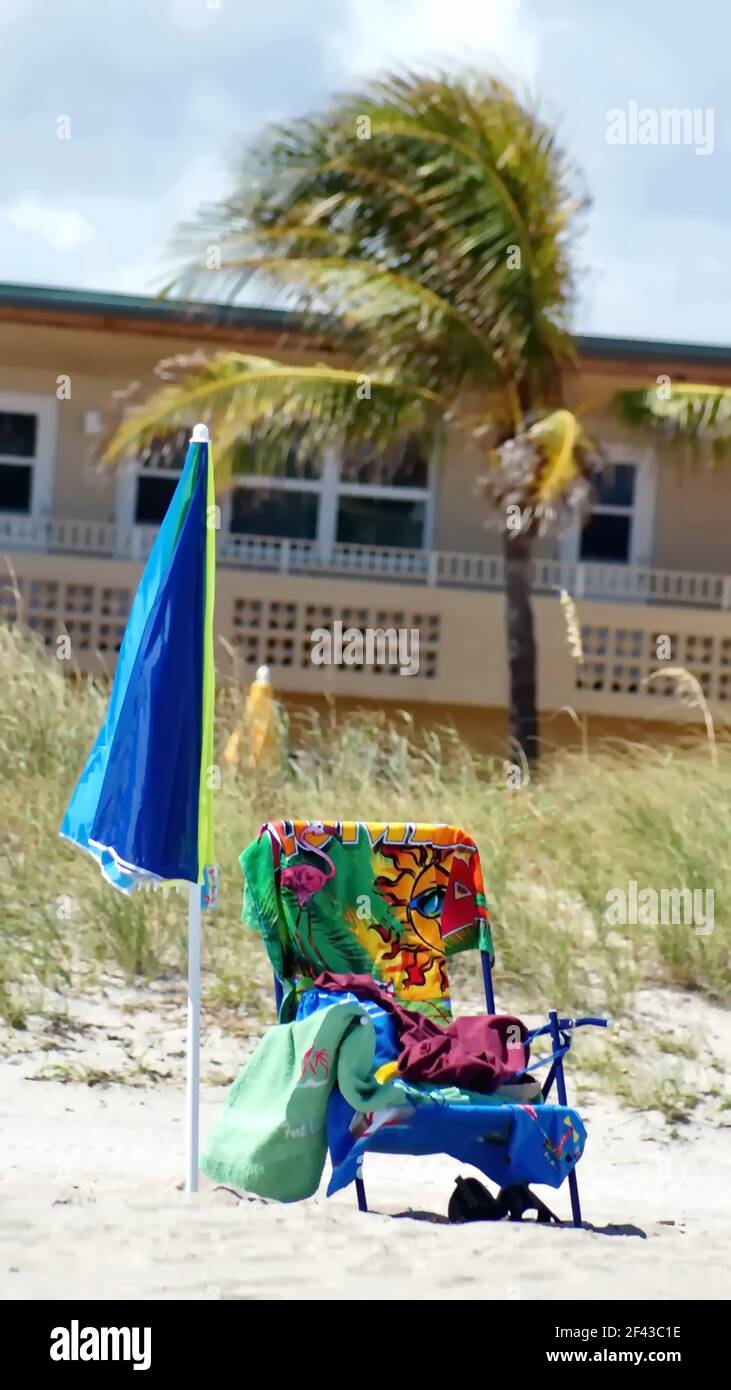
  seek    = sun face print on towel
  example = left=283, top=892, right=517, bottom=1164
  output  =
left=241, top=821, right=493, bottom=1023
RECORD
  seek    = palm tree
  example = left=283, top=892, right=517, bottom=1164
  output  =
left=106, top=70, right=600, bottom=765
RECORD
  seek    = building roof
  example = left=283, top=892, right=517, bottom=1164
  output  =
left=0, top=280, right=729, bottom=367
left=0, top=281, right=305, bottom=333
left=573, top=333, right=731, bottom=367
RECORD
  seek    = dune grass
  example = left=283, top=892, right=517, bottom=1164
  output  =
left=1, top=621, right=728, bottom=1029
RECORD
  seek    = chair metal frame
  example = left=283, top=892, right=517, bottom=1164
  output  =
left=272, top=887, right=608, bottom=1228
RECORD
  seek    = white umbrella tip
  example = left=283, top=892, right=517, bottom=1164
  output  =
left=191, top=422, right=210, bottom=443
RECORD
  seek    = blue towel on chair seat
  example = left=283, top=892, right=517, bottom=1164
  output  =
left=327, top=1086, right=585, bottom=1195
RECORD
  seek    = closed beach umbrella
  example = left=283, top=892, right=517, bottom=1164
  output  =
left=60, top=423, right=216, bottom=1191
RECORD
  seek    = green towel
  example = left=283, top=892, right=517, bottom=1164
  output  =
left=201, top=1001, right=405, bottom=1202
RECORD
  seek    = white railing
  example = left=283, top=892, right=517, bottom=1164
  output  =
left=2, top=511, right=731, bottom=608
left=0, top=514, right=159, bottom=561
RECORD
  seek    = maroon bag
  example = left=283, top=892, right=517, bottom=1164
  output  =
left=313, top=970, right=530, bottom=1092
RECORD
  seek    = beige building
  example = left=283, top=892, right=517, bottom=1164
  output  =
left=2, top=281, right=730, bottom=750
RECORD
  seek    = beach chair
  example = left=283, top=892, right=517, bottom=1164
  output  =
left=241, top=818, right=607, bottom=1227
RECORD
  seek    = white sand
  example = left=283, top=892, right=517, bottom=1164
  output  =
left=2, top=980, right=730, bottom=1301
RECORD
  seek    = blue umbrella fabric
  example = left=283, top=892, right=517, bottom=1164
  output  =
left=60, top=430, right=216, bottom=891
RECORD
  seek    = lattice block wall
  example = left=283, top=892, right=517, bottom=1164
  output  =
left=576, top=623, right=731, bottom=702
left=230, top=595, right=440, bottom=678
left=5, top=576, right=131, bottom=657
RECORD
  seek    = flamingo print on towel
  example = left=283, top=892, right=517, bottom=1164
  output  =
left=280, top=821, right=338, bottom=964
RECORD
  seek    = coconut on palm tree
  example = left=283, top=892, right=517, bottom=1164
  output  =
left=106, top=70, right=601, bottom=764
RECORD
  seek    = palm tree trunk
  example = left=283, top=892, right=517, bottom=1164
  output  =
left=503, top=530, right=539, bottom=766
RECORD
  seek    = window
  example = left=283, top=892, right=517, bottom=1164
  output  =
left=229, top=438, right=323, bottom=540
left=560, top=449, right=656, bottom=580
left=0, top=411, right=37, bottom=458
left=230, top=486, right=319, bottom=539
left=119, top=429, right=435, bottom=551
left=0, top=397, right=56, bottom=517
left=132, top=429, right=188, bottom=524
left=337, top=496, right=426, bottom=548
left=335, top=436, right=431, bottom=549
left=234, top=439, right=321, bottom=482
left=135, top=474, right=179, bottom=524
left=339, top=437, right=428, bottom=488
left=230, top=434, right=433, bottom=550
left=579, top=464, right=635, bottom=563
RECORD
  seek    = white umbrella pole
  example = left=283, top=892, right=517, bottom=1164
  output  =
left=185, top=881, right=202, bottom=1192
left=186, top=421, right=210, bottom=1194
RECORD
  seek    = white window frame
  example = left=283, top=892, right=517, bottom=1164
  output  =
left=117, top=437, right=437, bottom=553
left=115, top=454, right=191, bottom=560
left=559, top=444, right=657, bottom=569
left=0, top=390, right=58, bottom=518
left=226, top=443, right=435, bottom=551
left=115, top=459, right=139, bottom=528
left=334, top=462, right=435, bottom=551
left=222, top=466, right=325, bottom=541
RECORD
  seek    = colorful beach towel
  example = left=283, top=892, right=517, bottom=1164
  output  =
left=201, top=990, right=586, bottom=1201
left=242, top=821, right=492, bottom=1023
left=200, top=997, right=405, bottom=1201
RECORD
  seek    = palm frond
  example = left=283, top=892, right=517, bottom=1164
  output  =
left=617, top=384, right=731, bottom=459
left=187, top=254, right=496, bottom=378
left=170, top=68, right=588, bottom=408
left=101, top=353, right=445, bottom=487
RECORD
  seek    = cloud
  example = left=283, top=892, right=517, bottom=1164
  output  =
left=0, top=0, right=728, bottom=344
left=6, top=198, right=95, bottom=252
left=330, top=0, right=534, bottom=83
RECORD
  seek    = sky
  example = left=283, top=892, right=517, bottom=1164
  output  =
left=1, top=0, right=728, bottom=344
